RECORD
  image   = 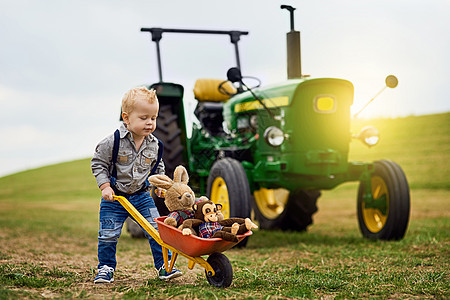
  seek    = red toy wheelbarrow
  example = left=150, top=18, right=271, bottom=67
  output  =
left=113, top=195, right=251, bottom=287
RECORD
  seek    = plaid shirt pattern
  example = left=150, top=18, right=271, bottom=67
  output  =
left=199, top=222, right=223, bottom=239
left=167, top=210, right=195, bottom=226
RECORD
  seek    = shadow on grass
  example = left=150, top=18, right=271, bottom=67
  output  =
left=243, top=228, right=399, bottom=250
left=244, top=216, right=449, bottom=250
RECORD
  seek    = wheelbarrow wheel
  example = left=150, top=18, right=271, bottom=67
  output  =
left=205, top=253, right=233, bottom=288
left=357, top=160, right=410, bottom=240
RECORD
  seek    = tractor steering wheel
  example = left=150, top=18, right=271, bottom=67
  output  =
left=218, top=76, right=262, bottom=96
left=241, top=76, right=262, bottom=90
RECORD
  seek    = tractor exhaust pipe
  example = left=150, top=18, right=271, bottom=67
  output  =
left=281, top=5, right=302, bottom=79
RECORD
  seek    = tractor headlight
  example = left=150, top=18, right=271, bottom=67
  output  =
left=354, top=126, right=380, bottom=147
left=264, top=126, right=284, bottom=147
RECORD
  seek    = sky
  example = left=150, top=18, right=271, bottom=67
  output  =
left=1, top=0, right=449, bottom=177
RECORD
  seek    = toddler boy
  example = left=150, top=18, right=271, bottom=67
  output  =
left=91, top=86, right=182, bottom=283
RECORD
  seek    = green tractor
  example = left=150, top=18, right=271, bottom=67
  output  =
left=127, top=5, right=410, bottom=241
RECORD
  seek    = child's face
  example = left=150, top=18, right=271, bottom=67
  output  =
left=122, top=99, right=159, bottom=138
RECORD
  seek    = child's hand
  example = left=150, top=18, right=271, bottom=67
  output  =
left=155, top=188, right=166, bottom=198
left=182, top=228, right=192, bottom=236
left=101, top=184, right=115, bottom=201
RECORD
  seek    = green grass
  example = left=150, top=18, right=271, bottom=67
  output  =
left=0, top=263, right=78, bottom=288
left=349, top=112, right=450, bottom=189
left=0, top=113, right=449, bottom=299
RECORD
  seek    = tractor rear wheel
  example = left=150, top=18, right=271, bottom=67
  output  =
left=153, top=104, right=184, bottom=179
left=253, top=188, right=320, bottom=231
left=357, top=160, right=410, bottom=240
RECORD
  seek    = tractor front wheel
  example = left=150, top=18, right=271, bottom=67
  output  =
left=206, top=158, right=252, bottom=247
left=357, top=160, right=410, bottom=240
left=207, top=158, right=252, bottom=219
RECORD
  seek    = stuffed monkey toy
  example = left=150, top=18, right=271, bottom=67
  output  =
left=180, top=199, right=257, bottom=242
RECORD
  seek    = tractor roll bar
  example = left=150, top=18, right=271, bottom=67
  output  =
left=141, top=27, right=249, bottom=82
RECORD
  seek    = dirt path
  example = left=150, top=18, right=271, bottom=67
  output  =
left=0, top=227, right=203, bottom=298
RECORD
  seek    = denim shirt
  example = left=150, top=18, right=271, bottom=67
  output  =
left=91, top=123, right=165, bottom=194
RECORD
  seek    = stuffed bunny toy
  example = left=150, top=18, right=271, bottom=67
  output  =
left=148, top=165, right=197, bottom=228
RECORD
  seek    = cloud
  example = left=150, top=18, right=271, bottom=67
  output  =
left=0, top=0, right=449, bottom=176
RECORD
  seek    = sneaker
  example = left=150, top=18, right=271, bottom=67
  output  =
left=158, top=266, right=183, bottom=280
left=94, top=265, right=114, bottom=283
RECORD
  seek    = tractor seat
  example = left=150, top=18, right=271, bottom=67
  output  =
left=193, top=79, right=236, bottom=102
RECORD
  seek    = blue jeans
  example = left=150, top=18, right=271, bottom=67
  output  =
left=97, top=191, right=169, bottom=270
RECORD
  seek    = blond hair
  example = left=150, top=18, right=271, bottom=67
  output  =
left=122, top=86, right=158, bottom=114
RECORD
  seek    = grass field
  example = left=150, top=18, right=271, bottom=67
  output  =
left=0, top=113, right=449, bottom=299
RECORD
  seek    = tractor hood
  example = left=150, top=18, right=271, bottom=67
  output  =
left=223, top=77, right=354, bottom=185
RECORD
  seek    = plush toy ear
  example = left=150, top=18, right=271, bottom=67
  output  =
left=216, top=203, right=223, bottom=210
left=193, top=204, right=198, bottom=211
left=173, top=165, right=189, bottom=185
left=148, top=174, right=173, bottom=190
left=198, top=196, right=209, bottom=202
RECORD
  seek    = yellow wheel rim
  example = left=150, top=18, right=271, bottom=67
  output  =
left=210, top=177, right=231, bottom=219
left=363, top=175, right=389, bottom=233
left=254, top=188, right=289, bottom=219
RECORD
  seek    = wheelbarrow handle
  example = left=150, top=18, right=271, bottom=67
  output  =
left=113, top=195, right=216, bottom=276
left=113, top=195, right=164, bottom=245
